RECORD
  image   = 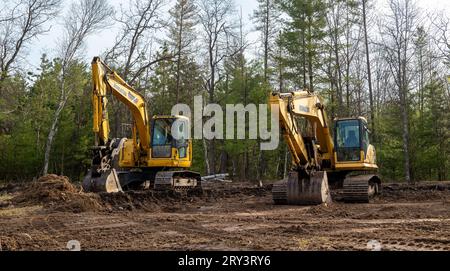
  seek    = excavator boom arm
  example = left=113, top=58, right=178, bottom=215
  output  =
left=91, top=57, right=150, bottom=152
left=270, top=91, right=335, bottom=169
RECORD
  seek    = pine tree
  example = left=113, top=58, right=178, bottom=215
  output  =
left=278, top=0, right=328, bottom=91
left=252, top=0, right=280, bottom=84
left=167, top=0, right=199, bottom=103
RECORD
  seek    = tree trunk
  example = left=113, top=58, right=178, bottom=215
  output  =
left=263, top=0, right=269, bottom=83
left=277, top=33, right=284, bottom=93
left=202, top=137, right=211, bottom=175
left=345, top=64, right=350, bottom=115
left=244, top=151, right=249, bottom=180
left=334, top=34, right=343, bottom=113
left=302, top=29, right=307, bottom=88
left=175, top=2, right=185, bottom=103
left=219, top=149, right=227, bottom=173
left=113, top=106, right=121, bottom=138
left=399, top=51, right=411, bottom=183
left=307, top=22, right=314, bottom=92
left=276, top=153, right=280, bottom=178
left=400, top=95, right=411, bottom=184
left=208, top=33, right=216, bottom=175
left=231, top=159, right=236, bottom=178
left=209, top=140, right=216, bottom=175
left=362, top=0, right=375, bottom=140
left=357, top=83, right=362, bottom=116
left=43, top=97, right=67, bottom=175
left=61, top=144, right=65, bottom=175
left=256, top=149, right=262, bottom=181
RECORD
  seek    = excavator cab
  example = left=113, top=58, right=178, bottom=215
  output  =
left=334, top=117, right=370, bottom=162
left=150, top=115, right=191, bottom=163
left=333, top=117, right=380, bottom=202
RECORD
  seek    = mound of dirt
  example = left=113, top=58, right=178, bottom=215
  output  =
left=12, top=174, right=103, bottom=213
left=0, top=182, right=25, bottom=194
left=7, top=176, right=272, bottom=213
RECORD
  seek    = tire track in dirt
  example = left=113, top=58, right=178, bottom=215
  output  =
left=2, top=180, right=450, bottom=250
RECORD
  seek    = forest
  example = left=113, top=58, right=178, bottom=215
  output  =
left=0, top=0, right=449, bottom=184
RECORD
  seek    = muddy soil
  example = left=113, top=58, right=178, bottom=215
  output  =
left=1, top=175, right=450, bottom=251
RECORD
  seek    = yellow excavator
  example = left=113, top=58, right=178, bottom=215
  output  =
left=82, top=57, right=201, bottom=193
left=270, top=90, right=380, bottom=204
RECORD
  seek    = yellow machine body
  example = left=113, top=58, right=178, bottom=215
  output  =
left=270, top=90, right=380, bottom=204
left=83, top=57, right=200, bottom=193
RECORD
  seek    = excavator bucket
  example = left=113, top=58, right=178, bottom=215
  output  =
left=273, top=171, right=331, bottom=205
left=82, top=168, right=123, bottom=193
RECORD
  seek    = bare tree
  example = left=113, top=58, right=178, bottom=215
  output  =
left=379, top=0, right=419, bottom=184
left=253, top=0, right=280, bottom=180
left=343, top=2, right=363, bottom=115
left=253, top=0, right=280, bottom=83
left=325, top=0, right=345, bottom=113
left=362, top=0, right=376, bottom=139
left=199, top=0, right=237, bottom=103
left=198, top=0, right=237, bottom=175
left=0, top=0, right=61, bottom=82
left=43, top=0, right=113, bottom=175
left=326, top=0, right=363, bottom=116
left=168, top=0, right=198, bottom=103
left=103, top=0, right=168, bottom=138
left=105, top=0, right=167, bottom=83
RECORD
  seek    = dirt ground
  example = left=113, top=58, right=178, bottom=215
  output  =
left=1, top=175, right=450, bottom=251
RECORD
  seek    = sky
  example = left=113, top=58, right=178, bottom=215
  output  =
left=23, top=0, right=450, bottom=71
left=25, top=0, right=259, bottom=70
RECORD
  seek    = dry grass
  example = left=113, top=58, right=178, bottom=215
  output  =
left=0, top=193, right=14, bottom=202
left=0, top=205, right=42, bottom=217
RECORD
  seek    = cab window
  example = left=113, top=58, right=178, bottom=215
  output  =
left=151, top=118, right=189, bottom=159
left=152, top=119, right=174, bottom=158
left=336, top=120, right=360, bottom=148
left=335, top=119, right=361, bottom=162
left=173, top=119, right=188, bottom=158
left=362, top=125, right=370, bottom=158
